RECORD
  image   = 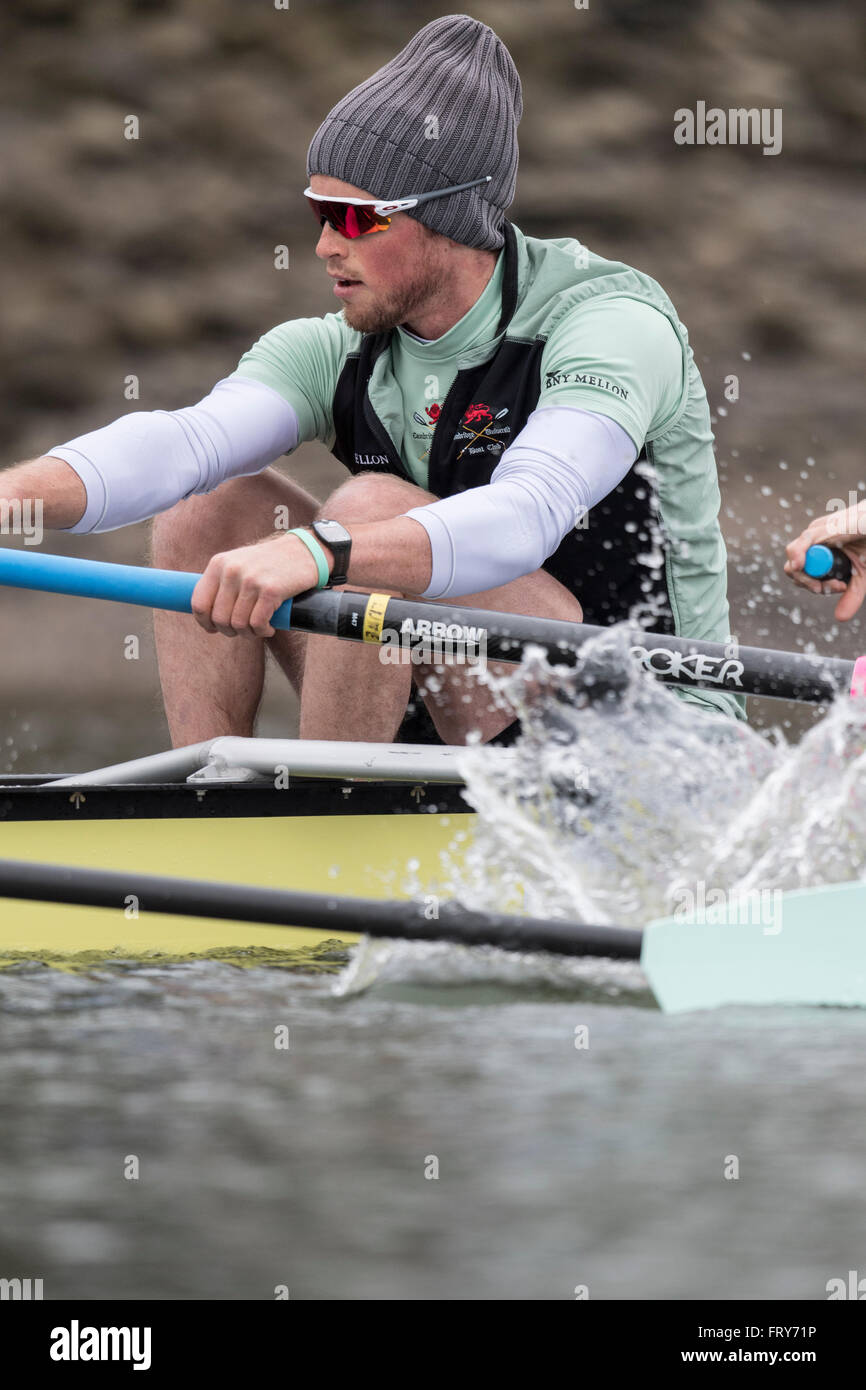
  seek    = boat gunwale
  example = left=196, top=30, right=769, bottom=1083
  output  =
left=0, top=777, right=472, bottom=821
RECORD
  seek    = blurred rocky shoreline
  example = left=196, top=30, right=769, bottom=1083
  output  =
left=1, top=0, right=864, bottom=764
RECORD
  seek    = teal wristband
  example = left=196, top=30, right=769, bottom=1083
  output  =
left=287, top=528, right=330, bottom=589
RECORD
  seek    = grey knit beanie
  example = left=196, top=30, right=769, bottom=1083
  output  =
left=306, top=14, right=522, bottom=250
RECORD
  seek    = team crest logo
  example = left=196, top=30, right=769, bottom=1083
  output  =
left=456, top=403, right=509, bottom=460
left=410, top=400, right=511, bottom=463
left=412, top=404, right=440, bottom=461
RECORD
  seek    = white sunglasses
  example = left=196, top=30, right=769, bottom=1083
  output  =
left=304, top=175, right=491, bottom=238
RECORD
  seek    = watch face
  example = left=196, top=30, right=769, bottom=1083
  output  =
left=316, top=520, right=349, bottom=543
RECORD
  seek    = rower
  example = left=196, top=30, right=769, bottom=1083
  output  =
left=0, top=16, right=743, bottom=746
left=785, top=497, right=866, bottom=621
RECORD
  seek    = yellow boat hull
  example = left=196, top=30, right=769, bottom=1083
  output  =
left=0, top=806, right=474, bottom=970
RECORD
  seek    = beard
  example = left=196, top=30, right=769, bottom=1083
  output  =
left=340, top=259, right=444, bottom=335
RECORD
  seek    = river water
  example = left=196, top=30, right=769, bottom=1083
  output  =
left=2, top=963, right=865, bottom=1300
left=2, top=644, right=866, bottom=1301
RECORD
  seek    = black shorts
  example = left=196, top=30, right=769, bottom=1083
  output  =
left=395, top=693, right=521, bottom=748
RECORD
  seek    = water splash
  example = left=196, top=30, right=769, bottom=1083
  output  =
left=336, top=626, right=866, bottom=997
left=706, top=696, right=866, bottom=892
left=449, top=627, right=779, bottom=926
left=334, top=934, right=651, bottom=1004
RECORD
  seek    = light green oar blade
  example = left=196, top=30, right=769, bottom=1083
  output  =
left=642, top=880, right=866, bottom=1013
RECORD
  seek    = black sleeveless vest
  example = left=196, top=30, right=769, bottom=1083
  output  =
left=330, top=224, right=673, bottom=631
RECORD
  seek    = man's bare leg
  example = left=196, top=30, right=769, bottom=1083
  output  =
left=416, top=569, right=583, bottom=744
left=152, top=470, right=319, bottom=745
left=298, top=475, right=419, bottom=741
left=299, top=473, right=582, bottom=744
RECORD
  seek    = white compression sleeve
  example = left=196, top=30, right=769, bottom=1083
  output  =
left=405, top=406, right=638, bottom=599
left=47, top=374, right=300, bottom=534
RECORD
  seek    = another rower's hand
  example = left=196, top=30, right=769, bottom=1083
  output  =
left=192, top=533, right=326, bottom=638
left=784, top=501, right=866, bottom=622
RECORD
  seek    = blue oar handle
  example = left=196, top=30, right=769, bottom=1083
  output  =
left=804, top=545, right=852, bottom=583
left=0, top=548, right=295, bottom=629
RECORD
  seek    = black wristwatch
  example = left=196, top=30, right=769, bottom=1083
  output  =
left=311, top=519, right=352, bottom=588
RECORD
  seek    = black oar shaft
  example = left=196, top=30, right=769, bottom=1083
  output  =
left=290, top=590, right=854, bottom=704
left=0, top=859, right=643, bottom=961
left=0, top=549, right=853, bottom=704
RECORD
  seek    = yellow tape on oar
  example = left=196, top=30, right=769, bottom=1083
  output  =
left=362, top=593, right=391, bottom=643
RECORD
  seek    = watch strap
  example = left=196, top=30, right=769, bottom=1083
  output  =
left=287, top=528, right=330, bottom=589
left=311, top=520, right=351, bottom=587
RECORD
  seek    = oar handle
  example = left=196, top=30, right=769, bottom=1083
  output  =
left=0, top=548, right=294, bottom=630
left=804, top=544, right=853, bottom=583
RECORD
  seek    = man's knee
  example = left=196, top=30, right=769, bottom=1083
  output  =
left=319, top=472, right=432, bottom=525
left=152, top=471, right=318, bottom=563
left=152, top=483, right=249, bottom=565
